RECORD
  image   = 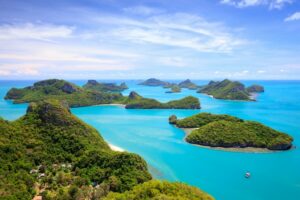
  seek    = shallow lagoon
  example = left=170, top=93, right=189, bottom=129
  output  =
left=1, top=80, right=300, bottom=200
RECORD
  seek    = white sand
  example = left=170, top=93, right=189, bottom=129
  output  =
left=108, top=143, right=125, bottom=152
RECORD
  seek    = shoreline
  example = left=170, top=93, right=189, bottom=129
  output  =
left=97, top=103, right=126, bottom=108
left=108, top=143, right=125, bottom=152
left=180, top=127, right=274, bottom=153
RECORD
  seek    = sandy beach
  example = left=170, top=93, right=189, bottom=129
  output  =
left=108, top=143, right=125, bottom=152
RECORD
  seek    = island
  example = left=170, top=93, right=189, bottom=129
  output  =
left=178, top=79, right=199, bottom=90
left=125, top=91, right=200, bottom=109
left=247, top=84, right=265, bottom=93
left=0, top=99, right=213, bottom=199
left=165, top=85, right=181, bottom=93
left=5, top=79, right=201, bottom=109
left=139, top=78, right=170, bottom=87
left=197, top=79, right=264, bottom=101
left=83, top=79, right=128, bottom=92
left=169, top=112, right=293, bottom=151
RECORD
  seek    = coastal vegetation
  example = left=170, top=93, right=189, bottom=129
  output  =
left=0, top=100, right=212, bottom=199
left=5, top=79, right=200, bottom=109
left=104, top=180, right=214, bottom=200
left=125, top=92, right=200, bottom=109
left=165, top=85, right=181, bottom=93
left=198, top=79, right=264, bottom=101
left=83, top=80, right=128, bottom=92
left=170, top=113, right=293, bottom=150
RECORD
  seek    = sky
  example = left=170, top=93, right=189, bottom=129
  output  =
left=0, top=0, right=300, bottom=80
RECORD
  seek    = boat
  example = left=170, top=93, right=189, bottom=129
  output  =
left=245, top=172, right=251, bottom=178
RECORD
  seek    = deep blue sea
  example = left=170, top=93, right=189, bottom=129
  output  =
left=1, top=80, right=300, bottom=200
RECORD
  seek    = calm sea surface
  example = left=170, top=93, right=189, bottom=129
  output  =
left=1, top=80, right=300, bottom=200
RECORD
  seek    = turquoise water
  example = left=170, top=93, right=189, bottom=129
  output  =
left=0, top=80, right=300, bottom=200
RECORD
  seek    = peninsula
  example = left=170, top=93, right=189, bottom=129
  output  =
left=5, top=79, right=200, bottom=109
left=198, top=79, right=264, bottom=101
left=0, top=100, right=213, bottom=199
left=169, top=113, right=293, bottom=151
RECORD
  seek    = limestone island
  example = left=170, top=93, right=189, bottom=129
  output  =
left=83, top=79, right=128, bottom=92
left=5, top=79, right=200, bottom=109
left=165, top=85, right=181, bottom=93
left=140, top=78, right=199, bottom=93
left=197, top=79, right=264, bottom=101
left=178, top=79, right=199, bottom=90
left=169, top=113, right=293, bottom=151
left=139, top=78, right=170, bottom=87
left=0, top=99, right=213, bottom=199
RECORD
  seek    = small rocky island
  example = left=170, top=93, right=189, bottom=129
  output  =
left=5, top=79, right=200, bottom=109
left=198, top=79, right=264, bottom=101
left=0, top=99, right=213, bottom=200
left=169, top=113, right=293, bottom=151
left=178, top=79, right=199, bottom=90
left=165, top=85, right=181, bottom=93
left=83, top=79, right=128, bottom=92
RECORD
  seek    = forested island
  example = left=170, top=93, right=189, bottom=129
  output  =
left=5, top=79, right=200, bottom=109
left=83, top=80, right=128, bottom=92
left=169, top=113, right=293, bottom=151
left=197, top=79, right=264, bottom=101
left=140, top=78, right=199, bottom=92
left=0, top=100, right=213, bottom=199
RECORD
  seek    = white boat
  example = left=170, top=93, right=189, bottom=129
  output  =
left=245, top=172, right=251, bottom=178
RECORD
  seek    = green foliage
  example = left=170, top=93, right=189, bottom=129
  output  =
left=198, top=79, right=252, bottom=100
left=0, top=100, right=151, bottom=199
left=83, top=80, right=128, bottom=92
left=178, top=79, right=199, bottom=90
left=174, top=112, right=242, bottom=128
left=5, top=79, right=200, bottom=110
left=177, top=113, right=293, bottom=150
left=104, top=180, right=214, bottom=200
left=246, top=84, right=264, bottom=93
left=125, top=93, right=200, bottom=109
left=5, top=79, right=125, bottom=107
left=166, top=85, right=181, bottom=93
left=139, top=78, right=170, bottom=87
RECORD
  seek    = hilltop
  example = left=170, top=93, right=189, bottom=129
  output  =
left=170, top=113, right=293, bottom=151
left=139, top=78, right=170, bottom=87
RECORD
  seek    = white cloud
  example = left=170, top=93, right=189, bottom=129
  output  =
left=220, top=0, right=293, bottom=9
left=123, top=6, right=163, bottom=15
left=158, top=57, right=187, bottom=67
left=0, top=69, right=11, bottom=76
left=96, top=13, right=246, bottom=53
left=0, top=23, right=73, bottom=42
left=285, top=12, right=300, bottom=22
left=257, top=70, right=266, bottom=73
